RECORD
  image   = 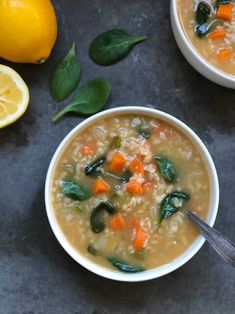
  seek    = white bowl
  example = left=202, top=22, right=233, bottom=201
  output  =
left=170, top=0, right=235, bottom=89
left=45, top=106, right=219, bottom=282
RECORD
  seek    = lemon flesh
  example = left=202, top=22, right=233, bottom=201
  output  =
left=0, top=65, right=29, bottom=128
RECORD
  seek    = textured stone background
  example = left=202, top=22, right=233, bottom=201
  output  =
left=0, top=0, right=234, bottom=313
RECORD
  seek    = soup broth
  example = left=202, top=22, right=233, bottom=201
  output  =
left=178, top=0, right=235, bottom=76
left=51, top=114, right=210, bottom=272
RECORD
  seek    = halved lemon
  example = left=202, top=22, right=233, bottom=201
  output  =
left=0, top=65, right=29, bottom=128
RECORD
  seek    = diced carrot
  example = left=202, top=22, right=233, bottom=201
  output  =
left=126, top=180, right=144, bottom=196
left=217, top=46, right=232, bottom=61
left=129, top=158, right=144, bottom=177
left=93, top=178, right=111, bottom=194
left=208, top=29, right=225, bottom=40
left=133, top=226, right=149, bottom=251
left=109, top=152, right=126, bottom=173
left=110, top=213, right=125, bottom=230
left=216, top=4, right=233, bottom=22
left=143, top=182, right=154, bottom=192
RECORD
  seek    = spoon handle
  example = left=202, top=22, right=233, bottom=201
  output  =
left=187, top=211, right=235, bottom=267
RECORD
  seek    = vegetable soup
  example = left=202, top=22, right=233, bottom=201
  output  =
left=51, top=115, right=210, bottom=273
left=178, top=0, right=235, bottom=75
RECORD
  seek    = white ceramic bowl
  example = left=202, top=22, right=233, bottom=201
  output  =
left=170, top=0, right=235, bottom=89
left=45, top=106, right=219, bottom=282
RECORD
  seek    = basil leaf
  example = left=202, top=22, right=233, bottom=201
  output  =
left=90, top=202, right=116, bottom=233
left=195, top=2, right=211, bottom=37
left=61, top=180, right=91, bottom=201
left=159, top=191, right=190, bottom=224
left=52, top=78, right=111, bottom=122
left=155, top=156, right=176, bottom=182
left=217, top=0, right=231, bottom=6
left=110, top=135, right=122, bottom=149
left=85, top=156, right=106, bottom=176
left=107, top=257, right=145, bottom=273
left=50, top=42, right=81, bottom=101
left=138, top=128, right=151, bottom=139
left=89, top=29, right=147, bottom=65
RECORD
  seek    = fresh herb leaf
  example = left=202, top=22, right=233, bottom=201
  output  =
left=85, top=156, right=106, bottom=176
left=89, top=29, right=147, bottom=65
left=53, top=78, right=111, bottom=122
left=110, top=135, right=122, bottom=149
left=61, top=180, right=91, bottom=201
left=120, top=169, right=133, bottom=182
left=155, top=156, right=176, bottom=182
left=138, top=128, right=151, bottom=139
left=217, top=0, right=231, bottom=6
left=195, top=2, right=211, bottom=37
left=90, top=202, right=116, bottom=233
left=107, top=257, right=145, bottom=273
left=50, top=42, right=81, bottom=101
left=159, top=191, right=190, bottom=223
left=87, top=244, right=98, bottom=256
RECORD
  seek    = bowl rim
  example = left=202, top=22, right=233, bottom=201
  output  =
left=45, top=106, right=219, bottom=282
left=170, top=0, right=235, bottom=84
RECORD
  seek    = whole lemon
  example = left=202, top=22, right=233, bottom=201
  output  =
left=0, top=0, right=57, bottom=63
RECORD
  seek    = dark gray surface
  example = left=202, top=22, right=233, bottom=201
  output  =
left=0, top=0, right=234, bottom=313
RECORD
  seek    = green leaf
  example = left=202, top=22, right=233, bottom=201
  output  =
left=110, top=135, right=122, bottom=149
left=85, top=156, right=106, bottom=176
left=50, top=42, right=81, bottom=101
left=195, top=2, right=211, bottom=37
left=138, top=127, right=151, bottom=139
left=90, top=202, right=116, bottom=233
left=107, top=257, right=145, bottom=273
left=61, top=180, right=91, bottom=201
left=52, top=78, right=111, bottom=122
left=159, top=191, right=190, bottom=224
left=217, top=0, right=231, bottom=6
left=155, top=156, right=176, bottom=182
left=89, top=29, right=147, bottom=65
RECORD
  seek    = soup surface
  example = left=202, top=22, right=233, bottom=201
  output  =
left=178, top=0, right=235, bottom=75
left=51, top=114, right=210, bottom=272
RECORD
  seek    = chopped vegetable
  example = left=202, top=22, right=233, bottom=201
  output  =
left=85, top=156, right=105, bottom=176
left=216, top=4, right=233, bottom=21
left=90, top=202, right=116, bottom=233
left=93, top=178, right=111, bottom=194
left=208, top=29, right=225, bottom=39
left=155, top=156, right=176, bottom=182
left=133, top=226, right=149, bottom=251
left=110, top=135, right=122, bottom=149
left=138, top=127, right=151, bottom=139
left=110, top=213, right=125, bottom=230
left=195, top=1, right=211, bottom=37
left=126, top=180, right=144, bottom=196
left=217, top=46, right=232, bottom=60
left=82, top=143, right=94, bottom=156
left=61, top=180, right=91, bottom=201
left=129, top=158, right=144, bottom=177
left=107, top=257, right=145, bottom=273
left=109, top=152, right=126, bottom=173
left=142, top=182, right=154, bottom=192
left=159, top=191, right=190, bottom=224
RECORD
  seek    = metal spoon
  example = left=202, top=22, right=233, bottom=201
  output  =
left=186, top=210, right=235, bottom=267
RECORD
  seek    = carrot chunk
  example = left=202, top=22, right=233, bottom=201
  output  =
left=129, top=158, right=144, bottom=177
left=82, top=144, right=93, bottom=156
left=217, top=4, right=233, bottom=21
left=93, top=178, right=111, bottom=194
left=110, top=213, right=125, bottom=230
left=126, top=180, right=144, bottom=196
left=133, top=226, right=149, bottom=251
left=217, top=46, right=232, bottom=61
left=208, top=29, right=225, bottom=40
left=109, top=152, right=126, bottom=173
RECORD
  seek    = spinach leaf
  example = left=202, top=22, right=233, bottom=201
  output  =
left=159, top=191, right=190, bottom=223
left=90, top=202, right=116, bottom=233
left=195, top=2, right=211, bottom=37
left=89, top=29, right=147, bottom=65
left=107, top=257, right=145, bottom=273
left=110, top=135, right=122, bottom=149
left=61, top=180, right=91, bottom=201
left=87, top=244, right=98, bottom=256
left=155, top=156, right=176, bottom=182
left=85, top=156, right=106, bottom=176
left=52, top=78, right=111, bottom=122
left=104, top=169, right=132, bottom=183
left=50, top=42, right=81, bottom=101
left=217, top=0, right=231, bottom=6
left=138, top=128, right=151, bottom=139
